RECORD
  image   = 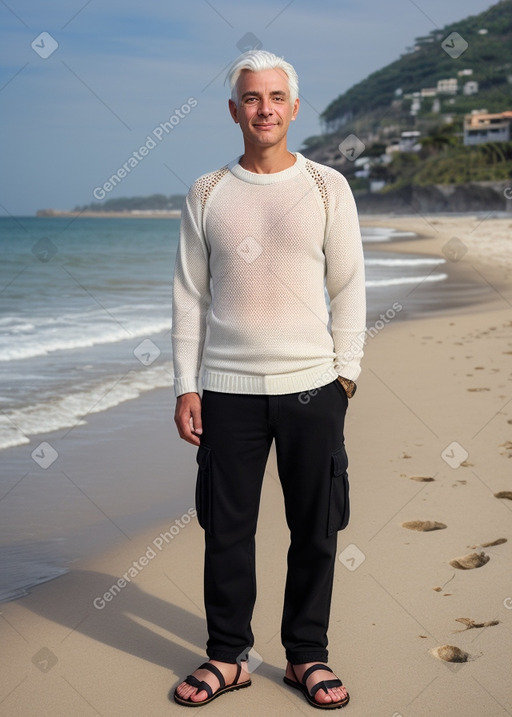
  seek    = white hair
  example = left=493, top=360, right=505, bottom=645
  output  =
left=225, top=50, right=299, bottom=106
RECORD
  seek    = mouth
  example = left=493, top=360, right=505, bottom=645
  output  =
left=253, top=123, right=276, bottom=129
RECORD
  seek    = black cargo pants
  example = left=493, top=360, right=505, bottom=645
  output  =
left=195, top=377, right=350, bottom=665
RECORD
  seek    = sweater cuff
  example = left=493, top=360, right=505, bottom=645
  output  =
left=173, top=376, right=200, bottom=397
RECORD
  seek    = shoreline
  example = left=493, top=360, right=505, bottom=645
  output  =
left=34, top=210, right=182, bottom=218
left=360, top=213, right=512, bottom=318
left=2, top=215, right=511, bottom=603
left=35, top=209, right=181, bottom=219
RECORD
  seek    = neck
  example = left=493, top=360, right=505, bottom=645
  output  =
left=238, top=143, right=296, bottom=174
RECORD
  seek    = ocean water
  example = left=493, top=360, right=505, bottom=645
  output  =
left=0, top=217, right=478, bottom=453
left=0, top=216, right=494, bottom=602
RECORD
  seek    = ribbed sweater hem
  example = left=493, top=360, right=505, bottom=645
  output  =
left=201, top=364, right=339, bottom=395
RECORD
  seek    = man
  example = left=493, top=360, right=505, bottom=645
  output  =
left=172, top=49, right=366, bottom=709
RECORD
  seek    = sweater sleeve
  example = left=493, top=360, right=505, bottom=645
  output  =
left=171, top=186, right=211, bottom=397
left=324, top=172, right=367, bottom=381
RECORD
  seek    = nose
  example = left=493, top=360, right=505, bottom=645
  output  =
left=258, top=97, right=272, bottom=116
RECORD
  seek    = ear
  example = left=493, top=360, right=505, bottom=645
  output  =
left=291, top=97, right=300, bottom=121
left=228, top=98, right=240, bottom=124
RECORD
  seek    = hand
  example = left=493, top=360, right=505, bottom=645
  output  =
left=174, top=392, right=203, bottom=446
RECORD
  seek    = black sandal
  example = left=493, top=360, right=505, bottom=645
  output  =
left=283, top=663, right=350, bottom=710
left=174, top=661, right=251, bottom=707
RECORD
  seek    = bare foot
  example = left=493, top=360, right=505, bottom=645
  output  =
left=286, top=661, right=349, bottom=706
left=175, top=660, right=250, bottom=703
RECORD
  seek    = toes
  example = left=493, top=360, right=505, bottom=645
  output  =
left=315, top=691, right=333, bottom=704
left=190, top=689, right=208, bottom=703
left=314, top=686, right=347, bottom=705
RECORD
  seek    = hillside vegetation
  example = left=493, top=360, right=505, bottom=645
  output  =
left=302, top=0, right=512, bottom=189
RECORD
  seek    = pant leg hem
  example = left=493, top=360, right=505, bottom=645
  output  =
left=286, top=651, right=329, bottom=665
left=206, top=649, right=248, bottom=664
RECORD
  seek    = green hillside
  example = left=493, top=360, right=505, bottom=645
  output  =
left=73, top=193, right=185, bottom=213
left=301, top=0, right=512, bottom=189
left=319, top=0, right=512, bottom=131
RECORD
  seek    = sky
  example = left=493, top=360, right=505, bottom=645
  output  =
left=0, top=0, right=497, bottom=216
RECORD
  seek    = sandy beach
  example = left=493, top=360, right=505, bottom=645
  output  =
left=1, top=213, right=512, bottom=716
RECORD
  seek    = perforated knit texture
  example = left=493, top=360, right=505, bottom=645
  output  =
left=191, top=165, right=230, bottom=209
left=171, top=152, right=366, bottom=397
left=304, top=159, right=329, bottom=214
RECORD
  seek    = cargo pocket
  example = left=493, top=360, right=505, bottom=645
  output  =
left=327, top=445, right=350, bottom=536
left=195, top=443, right=212, bottom=533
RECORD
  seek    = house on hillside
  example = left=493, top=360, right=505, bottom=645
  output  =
left=437, top=78, right=458, bottom=95
left=463, top=81, right=479, bottom=96
left=463, top=111, right=512, bottom=145
left=385, top=131, right=421, bottom=154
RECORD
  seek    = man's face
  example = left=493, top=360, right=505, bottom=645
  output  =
left=228, top=68, right=299, bottom=149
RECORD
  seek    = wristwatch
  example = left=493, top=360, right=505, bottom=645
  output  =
left=337, top=376, right=357, bottom=398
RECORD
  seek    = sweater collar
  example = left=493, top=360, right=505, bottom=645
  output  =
left=228, top=151, right=305, bottom=184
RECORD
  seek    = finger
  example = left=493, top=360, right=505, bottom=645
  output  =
left=190, top=408, right=203, bottom=435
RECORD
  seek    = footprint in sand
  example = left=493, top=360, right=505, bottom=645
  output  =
left=449, top=551, right=489, bottom=570
left=494, top=491, right=512, bottom=500
left=469, top=538, right=507, bottom=548
left=453, top=617, right=499, bottom=632
left=409, top=476, right=435, bottom=482
left=498, top=441, right=512, bottom=457
left=430, top=645, right=469, bottom=663
left=402, top=520, right=446, bottom=531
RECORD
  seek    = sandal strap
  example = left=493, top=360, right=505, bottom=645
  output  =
left=233, top=661, right=242, bottom=685
left=199, top=662, right=226, bottom=690
left=310, top=678, right=343, bottom=698
left=183, top=674, right=213, bottom=699
left=182, top=661, right=244, bottom=700
left=301, top=663, right=333, bottom=685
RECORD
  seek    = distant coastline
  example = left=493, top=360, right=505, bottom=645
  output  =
left=36, top=209, right=182, bottom=218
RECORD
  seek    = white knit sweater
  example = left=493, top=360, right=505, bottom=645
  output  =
left=171, top=151, right=366, bottom=397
